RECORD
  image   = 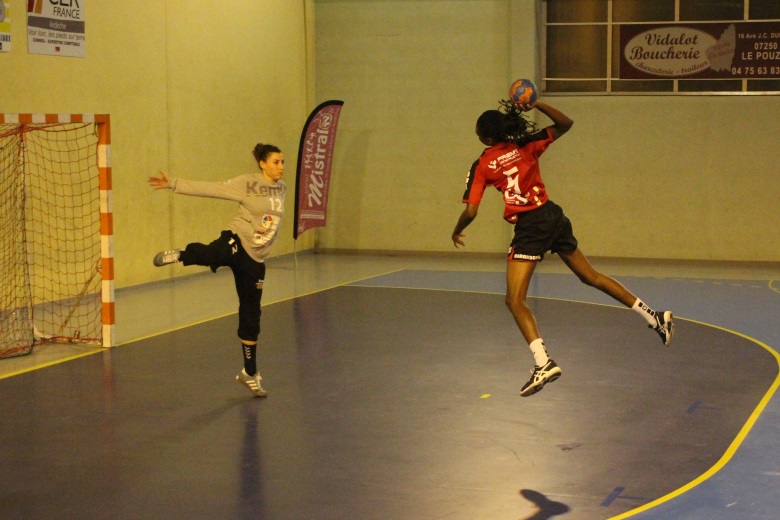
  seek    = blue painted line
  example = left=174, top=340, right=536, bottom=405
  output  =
left=602, top=487, right=625, bottom=507
left=687, top=400, right=720, bottom=414
left=602, top=487, right=647, bottom=507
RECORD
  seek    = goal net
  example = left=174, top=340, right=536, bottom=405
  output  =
left=0, top=114, right=114, bottom=358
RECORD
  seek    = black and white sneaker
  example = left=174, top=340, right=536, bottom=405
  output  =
left=153, top=249, right=182, bottom=267
left=520, top=359, right=562, bottom=397
left=651, top=311, right=675, bottom=346
left=236, top=369, right=267, bottom=397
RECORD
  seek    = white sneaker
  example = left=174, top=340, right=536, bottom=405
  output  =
left=153, top=249, right=182, bottom=267
left=236, top=369, right=267, bottom=397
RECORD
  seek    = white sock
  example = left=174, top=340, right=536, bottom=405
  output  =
left=632, top=299, right=657, bottom=326
left=529, top=338, right=549, bottom=366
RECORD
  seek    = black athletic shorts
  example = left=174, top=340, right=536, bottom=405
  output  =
left=507, top=200, right=578, bottom=262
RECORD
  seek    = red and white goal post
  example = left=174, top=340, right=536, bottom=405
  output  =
left=0, top=113, right=114, bottom=358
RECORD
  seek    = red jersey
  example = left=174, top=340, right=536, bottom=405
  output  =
left=462, top=128, right=554, bottom=223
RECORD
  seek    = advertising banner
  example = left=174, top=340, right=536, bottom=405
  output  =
left=293, top=100, right=344, bottom=240
left=620, top=21, right=780, bottom=79
left=0, top=2, right=10, bottom=52
left=27, top=0, right=85, bottom=57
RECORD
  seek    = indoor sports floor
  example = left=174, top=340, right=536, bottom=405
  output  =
left=1, top=252, right=779, bottom=520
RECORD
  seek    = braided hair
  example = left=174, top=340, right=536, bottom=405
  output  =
left=476, top=100, right=539, bottom=146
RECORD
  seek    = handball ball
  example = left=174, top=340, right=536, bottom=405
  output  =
left=509, top=79, right=538, bottom=107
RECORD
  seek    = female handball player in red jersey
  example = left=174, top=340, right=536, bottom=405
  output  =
left=451, top=99, right=674, bottom=397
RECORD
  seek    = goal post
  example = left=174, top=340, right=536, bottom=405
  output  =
left=0, top=113, right=114, bottom=358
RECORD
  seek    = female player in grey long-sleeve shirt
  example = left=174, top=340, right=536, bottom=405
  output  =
left=148, top=143, right=286, bottom=397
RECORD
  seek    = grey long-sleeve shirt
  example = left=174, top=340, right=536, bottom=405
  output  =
left=168, top=174, right=286, bottom=262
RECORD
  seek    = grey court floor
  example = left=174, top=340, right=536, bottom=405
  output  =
left=1, top=253, right=779, bottom=520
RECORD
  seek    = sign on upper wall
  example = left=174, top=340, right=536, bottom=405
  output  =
left=27, top=0, right=85, bottom=57
left=620, top=22, right=780, bottom=79
left=0, top=1, right=11, bottom=52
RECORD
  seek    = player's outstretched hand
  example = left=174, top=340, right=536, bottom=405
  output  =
left=452, top=232, right=466, bottom=248
left=148, top=171, right=170, bottom=190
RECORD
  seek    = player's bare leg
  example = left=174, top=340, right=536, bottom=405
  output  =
left=558, top=248, right=674, bottom=345
left=505, top=259, right=540, bottom=342
left=506, top=259, right=561, bottom=396
left=558, top=248, right=636, bottom=305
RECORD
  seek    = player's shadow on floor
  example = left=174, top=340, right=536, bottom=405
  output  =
left=519, top=489, right=570, bottom=519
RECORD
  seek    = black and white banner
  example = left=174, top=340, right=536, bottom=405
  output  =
left=27, top=0, right=85, bottom=57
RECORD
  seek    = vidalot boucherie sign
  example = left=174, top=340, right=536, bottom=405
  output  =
left=620, top=22, right=780, bottom=79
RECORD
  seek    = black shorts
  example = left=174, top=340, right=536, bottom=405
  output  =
left=507, top=200, right=578, bottom=262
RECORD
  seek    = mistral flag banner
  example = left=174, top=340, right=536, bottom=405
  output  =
left=293, top=100, right=344, bottom=239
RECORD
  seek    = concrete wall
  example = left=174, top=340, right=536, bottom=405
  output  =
left=1, top=0, right=316, bottom=287
left=314, top=0, right=780, bottom=262
left=2, top=0, right=777, bottom=297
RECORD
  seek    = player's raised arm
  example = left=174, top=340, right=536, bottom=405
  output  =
left=534, top=101, right=574, bottom=141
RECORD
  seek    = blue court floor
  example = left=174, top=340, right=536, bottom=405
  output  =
left=1, top=252, right=778, bottom=519
left=353, top=267, right=780, bottom=519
